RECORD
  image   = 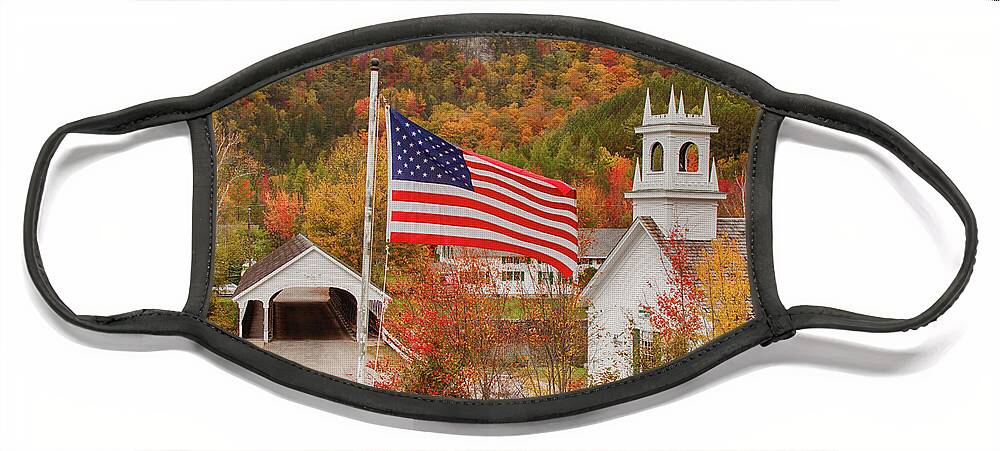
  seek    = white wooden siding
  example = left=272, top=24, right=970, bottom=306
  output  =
left=586, top=234, right=672, bottom=381
left=235, top=248, right=383, bottom=305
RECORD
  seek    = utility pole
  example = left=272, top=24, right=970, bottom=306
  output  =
left=246, top=205, right=252, bottom=271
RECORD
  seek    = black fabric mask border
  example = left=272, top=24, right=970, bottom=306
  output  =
left=24, top=13, right=976, bottom=423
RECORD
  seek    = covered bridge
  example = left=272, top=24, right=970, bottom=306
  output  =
left=231, top=234, right=401, bottom=354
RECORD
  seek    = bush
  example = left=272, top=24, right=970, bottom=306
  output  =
left=207, top=294, right=239, bottom=335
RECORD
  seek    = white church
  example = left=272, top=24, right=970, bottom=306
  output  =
left=580, top=86, right=747, bottom=381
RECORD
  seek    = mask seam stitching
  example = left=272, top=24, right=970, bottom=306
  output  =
left=104, top=309, right=760, bottom=406
left=748, top=114, right=773, bottom=329
left=749, top=113, right=788, bottom=335
left=202, top=117, right=215, bottom=317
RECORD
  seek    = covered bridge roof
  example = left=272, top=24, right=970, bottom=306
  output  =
left=233, top=234, right=314, bottom=297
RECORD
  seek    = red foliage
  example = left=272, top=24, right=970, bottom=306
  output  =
left=464, top=58, right=486, bottom=79
left=380, top=248, right=519, bottom=398
left=603, top=155, right=633, bottom=226
left=263, top=189, right=303, bottom=241
left=354, top=97, right=369, bottom=118
left=686, top=149, right=699, bottom=172
left=717, top=175, right=746, bottom=217
left=591, top=48, right=620, bottom=67
left=228, top=179, right=254, bottom=207
left=647, top=228, right=706, bottom=349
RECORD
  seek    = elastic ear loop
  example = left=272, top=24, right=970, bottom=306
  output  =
left=780, top=101, right=978, bottom=333
left=24, top=116, right=196, bottom=334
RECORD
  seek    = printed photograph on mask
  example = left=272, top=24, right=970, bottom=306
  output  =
left=208, top=37, right=760, bottom=399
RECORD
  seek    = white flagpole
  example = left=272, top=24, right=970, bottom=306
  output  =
left=356, top=58, right=379, bottom=384
left=373, top=100, right=392, bottom=378
left=383, top=102, right=393, bottom=245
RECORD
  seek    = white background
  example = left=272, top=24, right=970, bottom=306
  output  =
left=1, top=1, right=998, bottom=450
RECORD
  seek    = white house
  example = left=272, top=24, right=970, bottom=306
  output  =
left=582, top=86, right=747, bottom=381
left=436, top=226, right=625, bottom=296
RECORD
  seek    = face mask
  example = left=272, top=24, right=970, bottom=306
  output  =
left=25, top=14, right=977, bottom=423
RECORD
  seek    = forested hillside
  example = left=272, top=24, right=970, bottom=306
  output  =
left=210, top=37, right=758, bottom=289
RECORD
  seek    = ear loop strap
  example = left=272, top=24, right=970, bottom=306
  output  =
left=24, top=110, right=205, bottom=334
left=774, top=99, right=978, bottom=333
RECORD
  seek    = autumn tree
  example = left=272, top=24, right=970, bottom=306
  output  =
left=381, top=248, right=524, bottom=398
left=513, top=272, right=587, bottom=396
left=646, top=228, right=709, bottom=363
left=717, top=153, right=748, bottom=218
left=214, top=119, right=261, bottom=224
left=642, top=228, right=752, bottom=372
left=263, top=188, right=303, bottom=241
left=301, top=133, right=387, bottom=280
left=603, top=154, right=633, bottom=226
left=696, top=234, right=752, bottom=339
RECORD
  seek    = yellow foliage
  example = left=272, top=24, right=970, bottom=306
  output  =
left=301, top=178, right=364, bottom=271
left=301, top=133, right=390, bottom=281
left=696, top=234, right=752, bottom=339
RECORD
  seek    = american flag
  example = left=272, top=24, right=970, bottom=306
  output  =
left=386, top=107, right=579, bottom=278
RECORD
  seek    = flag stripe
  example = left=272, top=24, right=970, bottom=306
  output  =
left=392, top=211, right=578, bottom=262
left=389, top=231, right=575, bottom=277
left=473, top=186, right=577, bottom=228
left=470, top=170, right=576, bottom=213
left=392, top=189, right=578, bottom=245
left=470, top=175, right=577, bottom=221
left=466, top=151, right=575, bottom=196
left=389, top=200, right=578, bottom=252
left=465, top=159, right=573, bottom=199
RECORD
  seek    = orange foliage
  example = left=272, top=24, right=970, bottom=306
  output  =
left=380, top=248, right=523, bottom=398
left=263, top=189, right=303, bottom=241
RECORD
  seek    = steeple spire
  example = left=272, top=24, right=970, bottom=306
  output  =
left=709, top=158, right=719, bottom=191
left=667, top=85, right=676, bottom=115
left=677, top=90, right=686, bottom=116
left=643, top=88, right=652, bottom=122
left=701, top=87, right=712, bottom=124
left=632, top=156, right=642, bottom=190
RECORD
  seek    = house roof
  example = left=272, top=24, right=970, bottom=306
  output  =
left=580, top=215, right=747, bottom=299
left=636, top=216, right=747, bottom=274
left=579, top=227, right=629, bottom=259
left=717, top=217, right=747, bottom=257
left=233, top=234, right=315, bottom=297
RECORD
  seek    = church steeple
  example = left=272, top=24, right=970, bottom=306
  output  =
left=627, top=84, right=726, bottom=241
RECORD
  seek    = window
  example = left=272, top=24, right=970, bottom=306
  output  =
left=679, top=142, right=699, bottom=172
left=631, top=328, right=663, bottom=373
left=501, top=255, right=528, bottom=264
left=636, top=329, right=654, bottom=354
left=438, top=245, right=454, bottom=259
left=501, top=270, right=525, bottom=282
left=537, top=271, right=554, bottom=284
left=650, top=142, right=664, bottom=172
